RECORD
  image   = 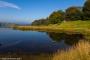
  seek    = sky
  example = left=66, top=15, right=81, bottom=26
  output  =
left=0, top=0, right=85, bottom=23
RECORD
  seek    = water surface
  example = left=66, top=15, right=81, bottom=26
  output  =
left=0, top=28, right=84, bottom=54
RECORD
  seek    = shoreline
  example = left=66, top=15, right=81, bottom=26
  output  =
left=12, top=25, right=90, bottom=36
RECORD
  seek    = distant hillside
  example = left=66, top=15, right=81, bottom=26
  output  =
left=0, top=22, right=16, bottom=28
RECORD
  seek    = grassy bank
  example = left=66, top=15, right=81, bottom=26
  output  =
left=13, top=21, right=90, bottom=32
left=0, top=41, right=90, bottom=60
left=13, top=21, right=90, bottom=40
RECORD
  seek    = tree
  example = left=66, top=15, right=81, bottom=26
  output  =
left=48, top=10, right=64, bottom=24
left=65, top=6, right=82, bottom=21
left=31, top=18, right=48, bottom=26
left=83, top=0, right=90, bottom=20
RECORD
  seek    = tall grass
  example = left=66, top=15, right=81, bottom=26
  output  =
left=53, top=41, right=90, bottom=60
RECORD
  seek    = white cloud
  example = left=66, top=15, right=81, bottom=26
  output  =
left=0, top=1, right=21, bottom=10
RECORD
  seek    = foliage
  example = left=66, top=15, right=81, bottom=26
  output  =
left=31, top=18, right=49, bottom=26
left=48, top=10, right=64, bottom=24
left=83, top=0, right=90, bottom=20
left=65, top=6, right=82, bottom=21
left=31, top=0, right=90, bottom=25
left=31, top=10, right=64, bottom=25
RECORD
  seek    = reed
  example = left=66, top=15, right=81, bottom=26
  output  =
left=53, top=41, right=90, bottom=60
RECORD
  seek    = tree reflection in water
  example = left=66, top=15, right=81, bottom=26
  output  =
left=47, top=32, right=85, bottom=45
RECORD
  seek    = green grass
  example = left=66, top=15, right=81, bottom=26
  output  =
left=49, top=20, right=90, bottom=31
left=55, top=20, right=90, bottom=28
left=13, top=20, right=90, bottom=31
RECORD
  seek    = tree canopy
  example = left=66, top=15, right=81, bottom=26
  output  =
left=65, top=6, right=82, bottom=21
left=48, top=10, right=64, bottom=24
left=83, top=0, right=90, bottom=20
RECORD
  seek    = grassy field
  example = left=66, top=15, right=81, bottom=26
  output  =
left=53, top=20, right=90, bottom=29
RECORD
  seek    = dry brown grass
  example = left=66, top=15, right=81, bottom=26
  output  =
left=53, top=41, right=90, bottom=60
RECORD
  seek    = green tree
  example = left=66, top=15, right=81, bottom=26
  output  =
left=48, top=10, right=64, bottom=24
left=31, top=18, right=48, bottom=26
left=83, top=0, right=90, bottom=20
left=65, top=6, right=82, bottom=21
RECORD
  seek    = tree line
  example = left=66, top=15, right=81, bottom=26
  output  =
left=31, top=0, right=90, bottom=25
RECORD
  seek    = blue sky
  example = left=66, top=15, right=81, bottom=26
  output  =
left=0, top=0, right=85, bottom=23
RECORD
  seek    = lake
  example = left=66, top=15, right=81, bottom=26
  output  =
left=0, top=28, right=84, bottom=54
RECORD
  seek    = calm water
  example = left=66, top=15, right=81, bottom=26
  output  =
left=0, top=28, right=84, bottom=54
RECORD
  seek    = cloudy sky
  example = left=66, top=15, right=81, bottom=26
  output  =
left=0, top=0, right=85, bottom=23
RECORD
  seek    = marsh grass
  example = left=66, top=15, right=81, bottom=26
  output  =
left=53, top=41, right=90, bottom=60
